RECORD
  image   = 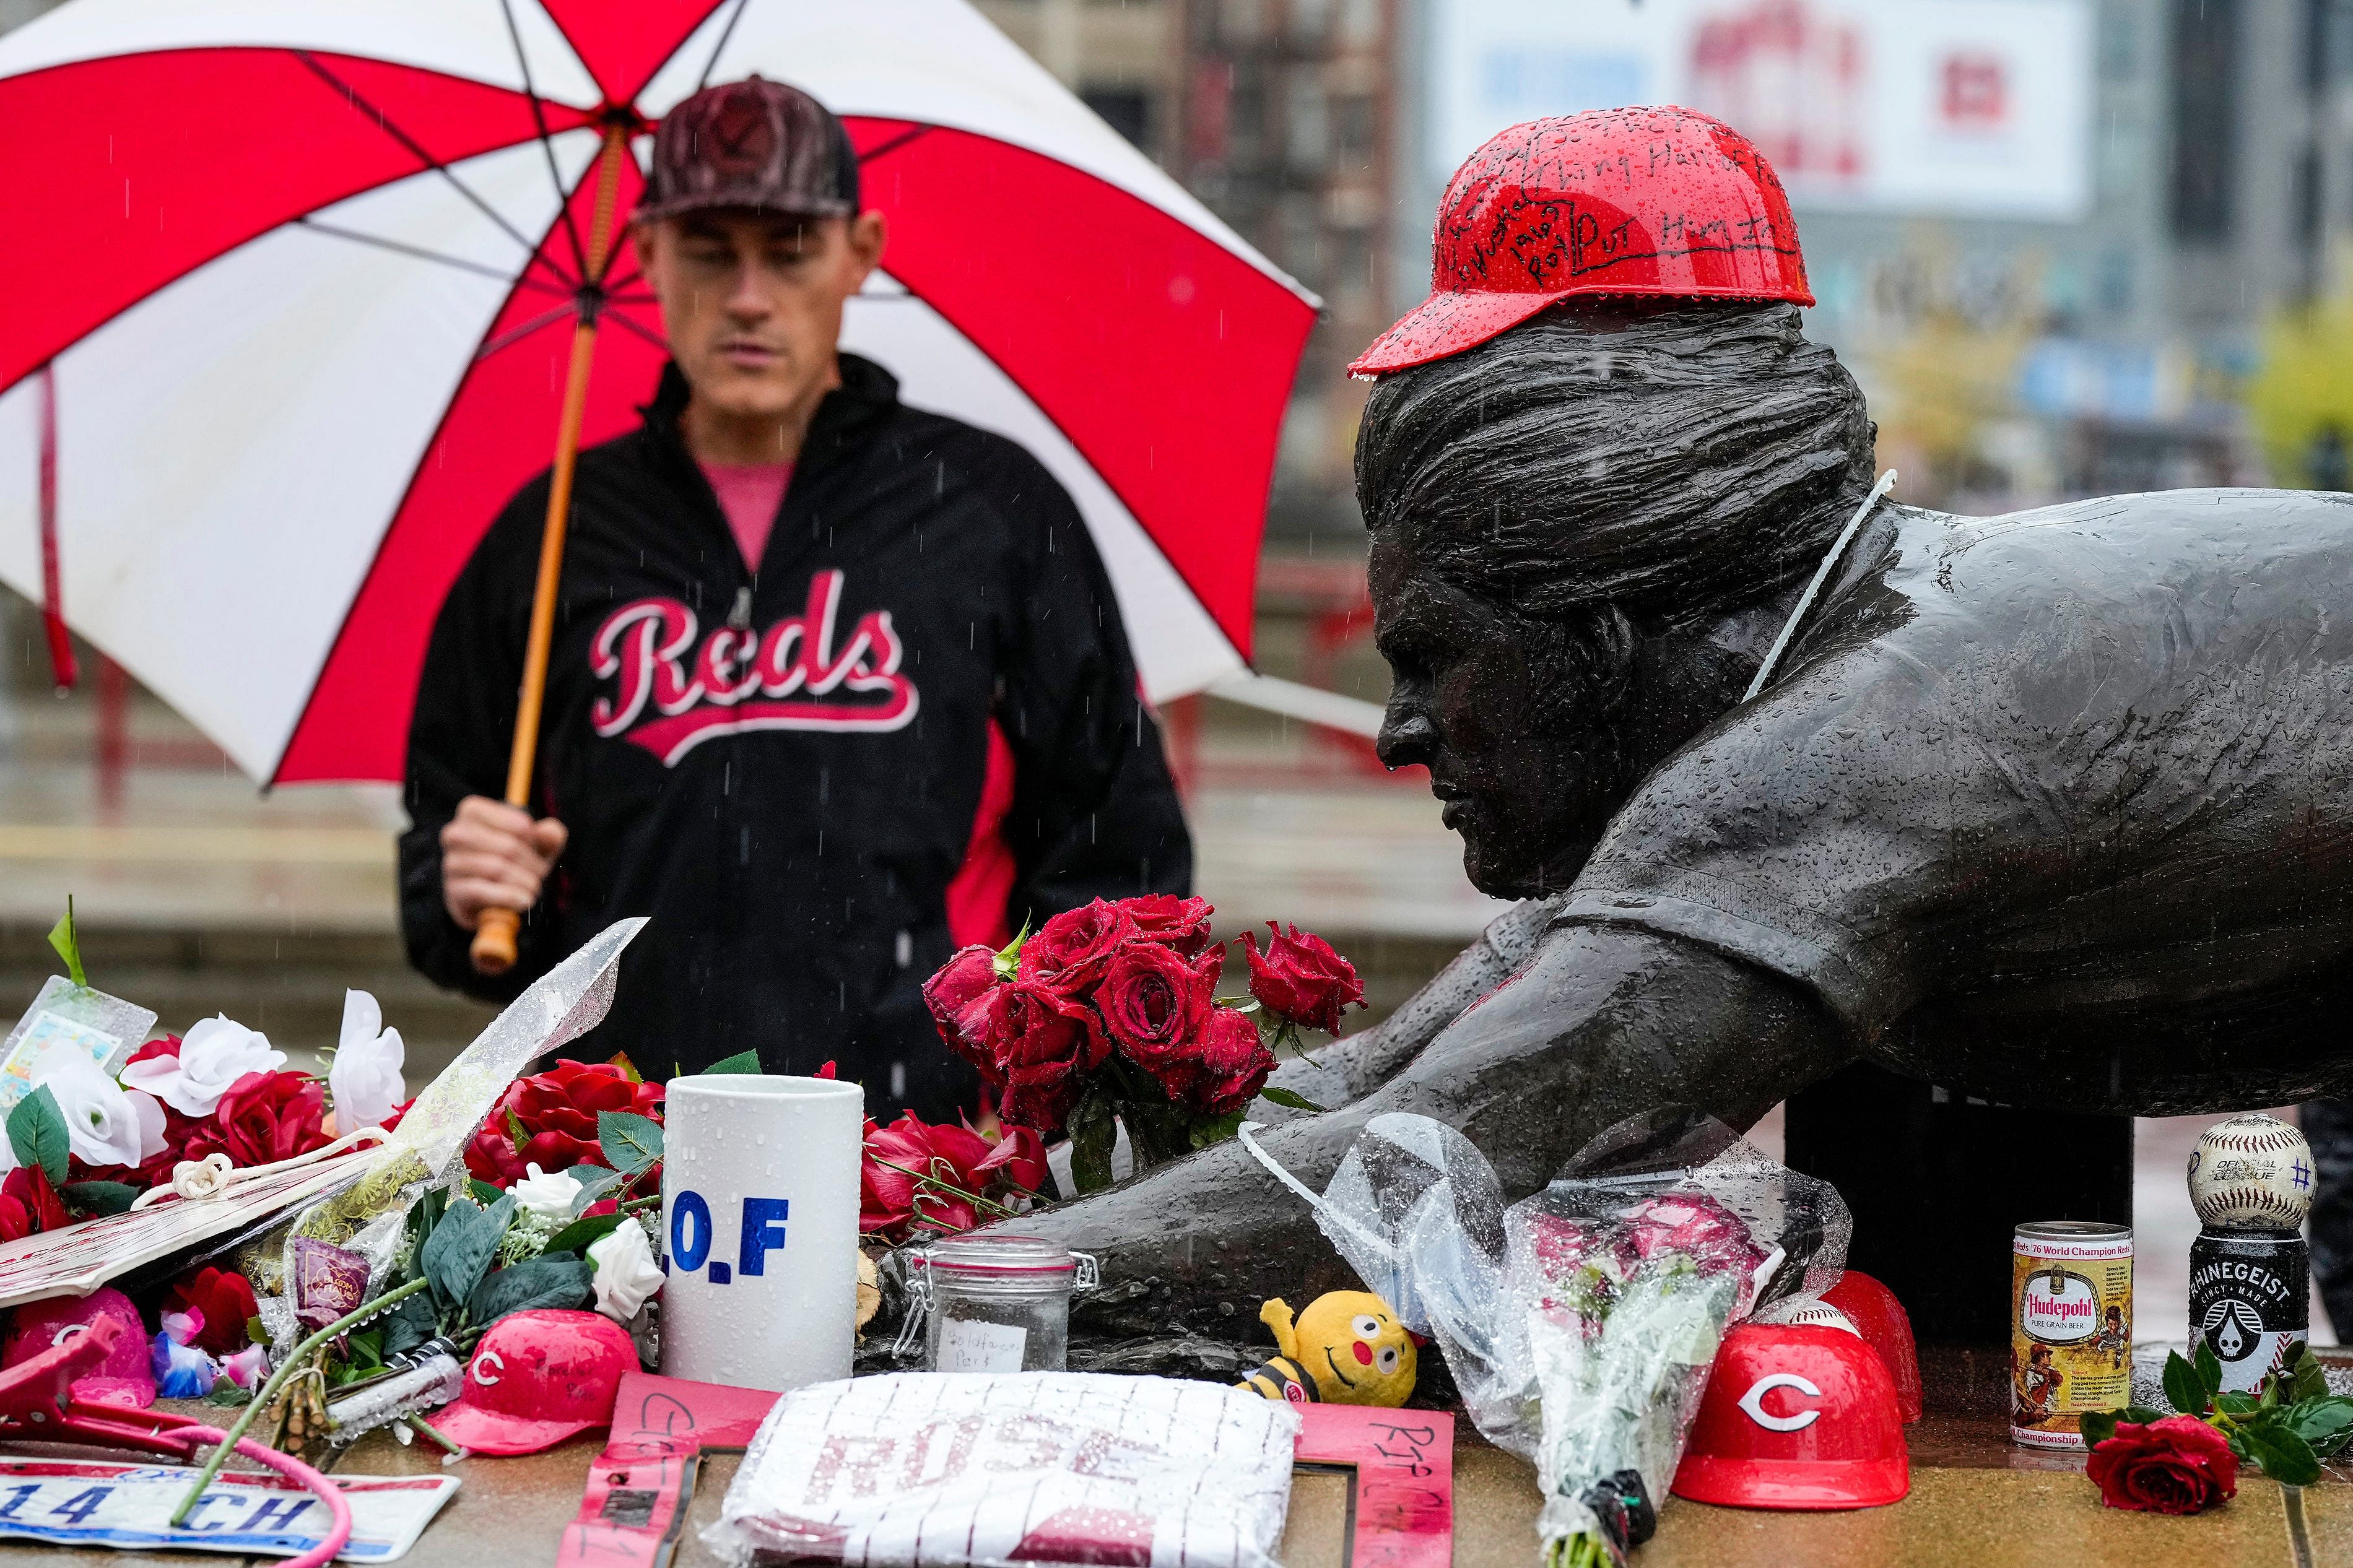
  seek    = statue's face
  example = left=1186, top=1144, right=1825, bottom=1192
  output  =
left=1369, top=534, right=1626, bottom=898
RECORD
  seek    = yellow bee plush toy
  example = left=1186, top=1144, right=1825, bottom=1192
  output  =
left=1237, top=1291, right=1417, bottom=1408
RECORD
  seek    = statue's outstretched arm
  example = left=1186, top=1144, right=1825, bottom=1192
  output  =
left=995, top=921, right=1849, bottom=1345
left=1261, top=894, right=1567, bottom=1112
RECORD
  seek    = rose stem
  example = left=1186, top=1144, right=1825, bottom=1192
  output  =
left=170, top=1276, right=432, bottom=1526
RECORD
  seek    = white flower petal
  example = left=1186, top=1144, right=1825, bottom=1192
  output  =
left=328, top=997, right=405, bottom=1133
left=511, top=1161, right=585, bottom=1221
left=587, top=1220, right=664, bottom=1321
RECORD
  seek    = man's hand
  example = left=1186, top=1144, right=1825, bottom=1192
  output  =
left=440, top=797, right=568, bottom=932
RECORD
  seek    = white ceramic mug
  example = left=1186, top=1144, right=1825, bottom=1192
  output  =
left=659, top=1073, right=864, bottom=1392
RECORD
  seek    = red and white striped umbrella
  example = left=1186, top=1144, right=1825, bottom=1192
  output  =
left=0, top=1, right=1318, bottom=784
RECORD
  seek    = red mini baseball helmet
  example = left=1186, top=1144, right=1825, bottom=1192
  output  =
left=431, top=1309, right=636, bottom=1456
left=1671, top=1322, right=1908, bottom=1510
left=1822, top=1270, right=1924, bottom=1424
left=1350, top=105, right=1812, bottom=378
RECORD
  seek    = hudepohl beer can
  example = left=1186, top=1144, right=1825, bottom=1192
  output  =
left=2012, top=1220, right=2133, bottom=1449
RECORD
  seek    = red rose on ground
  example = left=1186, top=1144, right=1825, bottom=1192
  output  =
left=1018, top=901, right=1138, bottom=995
left=1097, top=942, right=1219, bottom=1094
left=1122, top=894, right=1217, bottom=958
left=1182, top=1006, right=1277, bottom=1117
left=2087, top=1416, right=2238, bottom=1514
left=923, top=945, right=1006, bottom=1085
left=464, top=1059, right=665, bottom=1188
left=185, top=1070, right=332, bottom=1169
left=981, top=982, right=1109, bottom=1133
left=168, top=1266, right=260, bottom=1356
left=1243, top=922, right=1365, bottom=1035
left=1, top=1166, right=69, bottom=1237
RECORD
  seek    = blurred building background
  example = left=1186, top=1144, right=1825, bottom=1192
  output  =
left=1, top=1, right=2350, bottom=1336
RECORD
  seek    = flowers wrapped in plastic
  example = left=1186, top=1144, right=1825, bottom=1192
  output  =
left=1258, top=1109, right=1848, bottom=1567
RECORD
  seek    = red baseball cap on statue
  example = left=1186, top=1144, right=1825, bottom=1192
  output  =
left=1671, top=1323, right=1908, bottom=1510
left=1822, top=1270, right=1924, bottom=1424
left=1349, top=105, right=1812, bottom=378
left=432, top=1310, right=636, bottom=1455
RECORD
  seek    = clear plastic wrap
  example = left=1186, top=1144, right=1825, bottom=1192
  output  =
left=1305, top=1109, right=1848, bottom=1566
left=701, top=1372, right=1298, bottom=1568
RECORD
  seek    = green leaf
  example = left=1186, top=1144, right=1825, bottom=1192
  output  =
left=994, top=920, right=1030, bottom=981
left=598, top=1111, right=664, bottom=1174
left=1256, top=1086, right=1328, bottom=1113
left=2194, top=1340, right=2224, bottom=1402
left=2165, top=1350, right=2209, bottom=1416
left=2292, top=1344, right=2331, bottom=1405
left=467, top=1255, right=593, bottom=1327
left=701, top=1049, right=763, bottom=1075
left=380, top=1293, right=436, bottom=1361
left=46, top=897, right=85, bottom=988
left=541, top=1212, right=627, bottom=1258
left=419, top=1193, right=515, bottom=1313
left=2216, top=1391, right=2260, bottom=1417
left=1188, top=1109, right=1248, bottom=1150
left=504, top=1109, right=529, bottom=1153
left=564, top=1165, right=624, bottom=1217
left=203, top=1382, right=253, bottom=1408
left=1068, top=1091, right=1116, bottom=1195
left=468, top=1178, right=505, bottom=1206
left=2079, top=1410, right=2121, bottom=1448
left=61, top=1180, right=139, bottom=1218
left=2243, top=1423, right=2324, bottom=1487
left=7, top=1087, right=69, bottom=1189
left=2288, top=1397, right=2353, bottom=1452
left=2123, top=1406, right=2168, bottom=1424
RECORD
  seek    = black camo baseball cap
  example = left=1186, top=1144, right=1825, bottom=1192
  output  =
left=636, top=76, right=859, bottom=222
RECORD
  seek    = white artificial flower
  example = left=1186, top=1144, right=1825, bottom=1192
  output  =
left=35, top=1058, right=165, bottom=1169
left=511, top=1161, right=584, bottom=1221
left=328, top=989, right=406, bottom=1133
left=121, top=1015, right=284, bottom=1117
left=587, top=1218, right=664, bottom=1322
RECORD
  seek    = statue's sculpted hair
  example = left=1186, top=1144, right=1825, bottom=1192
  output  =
left=1354, top=301, right=1876, bottom=631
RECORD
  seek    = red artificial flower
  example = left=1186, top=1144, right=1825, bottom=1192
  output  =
left=923, top=945, right=1005, bottom=1086
left=862, top=1112, right=993, bottom=1237
left=0, top=1191, right=31, bottom=1245
left=125, top=1036, right=181, bottom=1067
left=1, top=1166, right=69, bottom=1237
left=1242, top=922, right=1365, bottom=1036
left=1121, top=894, right=1218, bottom=958
left=167, top=1266, right=260, bottom=1356
left=1018, top=901, right=1138, bottom=995
left=1183, top=1006, right=1277, bottom=1117
left=1096, top=942, right=1219, bottom=1095
left=972, top=1123, right=1049, bottom=1194
left=859, top=1113, right=1047, bottom=1245
left=2087, top=1416, right=2238, bottom=1514
left=185, top=1070, right=333, bottom=1170
left=980, top=982, right=1110, bottom=1135
left=464, top=1059, right=666, bottom=1189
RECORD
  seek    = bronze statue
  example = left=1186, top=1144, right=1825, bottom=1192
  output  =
left=905, top=108, right=2353, bottom=1354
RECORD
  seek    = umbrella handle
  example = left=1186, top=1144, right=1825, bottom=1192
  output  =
left=471, top=119, right=633, bottom=978
left=473, top=906, right=523, bottom=974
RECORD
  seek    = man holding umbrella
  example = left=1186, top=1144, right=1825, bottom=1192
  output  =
left=401, top=78, right=1189, bottom=1118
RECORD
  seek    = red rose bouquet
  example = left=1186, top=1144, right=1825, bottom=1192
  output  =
left=922, top=896, right=1363, bottom=1190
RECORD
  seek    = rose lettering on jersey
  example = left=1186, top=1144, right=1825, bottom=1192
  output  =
left=589, top=570, right=920, bottom=766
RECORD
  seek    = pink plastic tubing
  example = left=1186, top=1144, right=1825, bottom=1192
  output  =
left=59, top=1401, right=353, bottom=1568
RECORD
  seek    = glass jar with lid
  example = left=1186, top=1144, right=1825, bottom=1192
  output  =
left=910, top=1234, right=1097, bottom=1373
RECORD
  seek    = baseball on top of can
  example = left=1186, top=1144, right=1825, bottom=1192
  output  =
left=2187, top=1112, right=2315, bottom=1231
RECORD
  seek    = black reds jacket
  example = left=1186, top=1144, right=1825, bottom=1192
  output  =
left=399, top=355, right=1191, bottom=1119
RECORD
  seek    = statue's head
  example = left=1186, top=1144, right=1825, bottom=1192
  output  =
left=1354, top=300, right=1874, bottom=897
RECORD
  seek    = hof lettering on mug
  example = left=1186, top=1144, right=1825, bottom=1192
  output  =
left=669, top=1189, right=790, bottom=1285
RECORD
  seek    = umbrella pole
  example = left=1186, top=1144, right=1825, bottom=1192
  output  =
left=472, top=122, right=632, bottom=976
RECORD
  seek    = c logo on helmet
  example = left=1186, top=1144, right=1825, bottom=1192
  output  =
left=1738, top=1372, right=1823, bottom=1432
left=473, top=1348, right=505, bottom=1387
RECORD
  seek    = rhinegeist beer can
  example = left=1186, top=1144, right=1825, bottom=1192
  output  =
left=2189, top=1229, right=2308, bottom=1393
left=2012, top=1221, right=2133, bottom=1449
